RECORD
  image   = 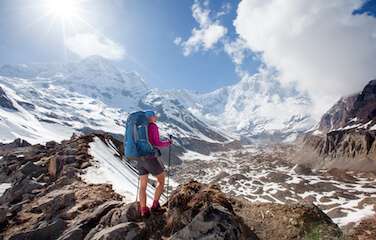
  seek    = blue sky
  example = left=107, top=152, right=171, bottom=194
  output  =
left=0, top=0, right=375, bottom=95
left=0, top=0, right=248, bottom=92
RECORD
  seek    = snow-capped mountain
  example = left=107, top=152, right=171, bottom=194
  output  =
left=0, top=55, right=315, bottom=149
left=0, top=77, right=126, bottom=144
left=0, top=56, right=149, bottom=112
left=0, top=57, right=232, bottom=158
left=56, top=56, right=149, bottom=111
left=140, top=89, right=228, bottom=143
left=171, top=69, right=315, bottom=143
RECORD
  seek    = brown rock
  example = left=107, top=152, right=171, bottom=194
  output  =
left=89, top=222, right=146, bottom=240
left=30, top=190, right=75, bottom=218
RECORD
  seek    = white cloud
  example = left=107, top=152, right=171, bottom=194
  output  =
left=174, top=37, right=182, bottom=45
left=65, top=33, right=125, bottom=60
left=217, top=2, right=231, bottom=17
left=224, top=38, right=248, bottom=65
left=234, top=0, right=376, bottom=112
left=176, top=0, right=227, bottom=56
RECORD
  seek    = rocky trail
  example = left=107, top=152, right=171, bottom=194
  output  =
left=0, top=133, right=373, bottom=239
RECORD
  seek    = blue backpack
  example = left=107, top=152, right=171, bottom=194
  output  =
left=124, top=111, right=156, bottom=160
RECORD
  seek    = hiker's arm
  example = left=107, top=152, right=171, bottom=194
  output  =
left=149, top=124, right=170, bottom=148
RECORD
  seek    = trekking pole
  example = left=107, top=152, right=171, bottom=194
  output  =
left=166, top=134, right=173, bottom=200
left=127, top=156, right=140, bottom=203
left=136, top=174, right=140, bottom=203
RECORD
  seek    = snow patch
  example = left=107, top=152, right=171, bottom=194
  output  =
left=180, top=150, right=216, bottom=161
left=0, top=183, right=11, bottom=197
left=82, top=137, right=166, bottom=205
left=335, top=204, right=375, bottom=226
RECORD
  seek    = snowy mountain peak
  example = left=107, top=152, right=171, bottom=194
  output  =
left=0, top=64, right=37, bottom=79
left=64, top=56, right=123, bottom=86
left=169, top=70, right=315, bottom=143
left=0, top=56, right=150, bottom=112
left=0, top=56, right=316, bottom=146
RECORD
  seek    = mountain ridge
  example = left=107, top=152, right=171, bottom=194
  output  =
left=297, top=79, right=376, bottom=171
left=0, top=55, right=316, bottom=145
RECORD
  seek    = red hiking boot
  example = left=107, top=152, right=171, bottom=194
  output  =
left=140, top=207, right=150, bottom=219
left=150, top=200, right=166, bottom=215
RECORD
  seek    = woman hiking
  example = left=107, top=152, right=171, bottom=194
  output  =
left=137, top=110, right=172, bottom=218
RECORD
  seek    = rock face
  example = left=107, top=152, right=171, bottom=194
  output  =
left=0, top=133, right=342, bottom=240
left=298, top=79, right=376, bottom=171
left=0, top=87, right=16, bottom=111
left=233, top=200, right=342, bottom=240
left=318, top=95, right=358, bottom=132
left=0, top=139, right=30, bottom=153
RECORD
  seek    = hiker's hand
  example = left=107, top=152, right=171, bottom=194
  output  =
left=168, top=139, right=173, bottom=145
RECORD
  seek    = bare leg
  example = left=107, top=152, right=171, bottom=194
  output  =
left=139, top=174, right=149, bottom=210
left=153, top=171, right=166, bottom=203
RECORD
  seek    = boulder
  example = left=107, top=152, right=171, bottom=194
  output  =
left=89, top=222, right=146, bottom=240
left=210, top=171, right=230, bottom=184
left=57, top=226, right=84, bottom=240
left=263, top=172, right=290, bottom=183
left=228, top=173, right=248, bottom=184
left=58, top=155, right=76, bottom=165
left=171, top=205, right=257, bottom=240
left=45, top=141, right=57, bottom=149
left=165, top=181, right=255, bottom=239
left=0, top=204, right=8, bottom=224
left=234, top=201, right=342, bottom=240
left=99, top=202, right=140, bottom=226
left=8, top=218, right=66, bottom=240
left=292, top=164, right=313, bottom=175
left=30, top=190, right=75, bottom=218
left=325, top=168, right=356, bottom=182
left=8, top=200, right=27, bottom=215
left=19, top=161, right=44, bottom=178
left=0, top=178, right=44, bottom=204
left=65, top=200, right=123, bottom=239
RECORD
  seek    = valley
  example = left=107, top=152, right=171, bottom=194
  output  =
left=173, top=144, right=376, bottom=229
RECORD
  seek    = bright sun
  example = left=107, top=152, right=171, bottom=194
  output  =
left=45, top=0, right=80, bottom=20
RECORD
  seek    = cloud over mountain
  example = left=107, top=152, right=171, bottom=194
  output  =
left=65, top=33, right=125, bottom=60
left=234, top=0, right=376, bottom=111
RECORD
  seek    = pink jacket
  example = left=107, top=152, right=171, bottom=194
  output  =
left=148, top=123, right=170, bottom=148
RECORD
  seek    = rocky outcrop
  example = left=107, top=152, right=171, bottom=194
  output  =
left=299, top=129, right=376, bottom=170
left=80, top=180, right=341, bottom=240
left=233, top=200, right=342, bottom=240
left=0, top=86, right=16, bottom=111
left=318, top=95, right=358, bottom=132
left=318, top=79, right=376, bottom=132
left=0, top=133, right=342, bottom=239
left=298, top=79, right=376, bottom=171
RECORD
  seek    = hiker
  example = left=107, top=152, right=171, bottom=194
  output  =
left=137, top=111, right=172, bottom=218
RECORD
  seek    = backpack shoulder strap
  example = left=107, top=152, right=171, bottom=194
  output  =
left=133, top=123, right=139, bottom=141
